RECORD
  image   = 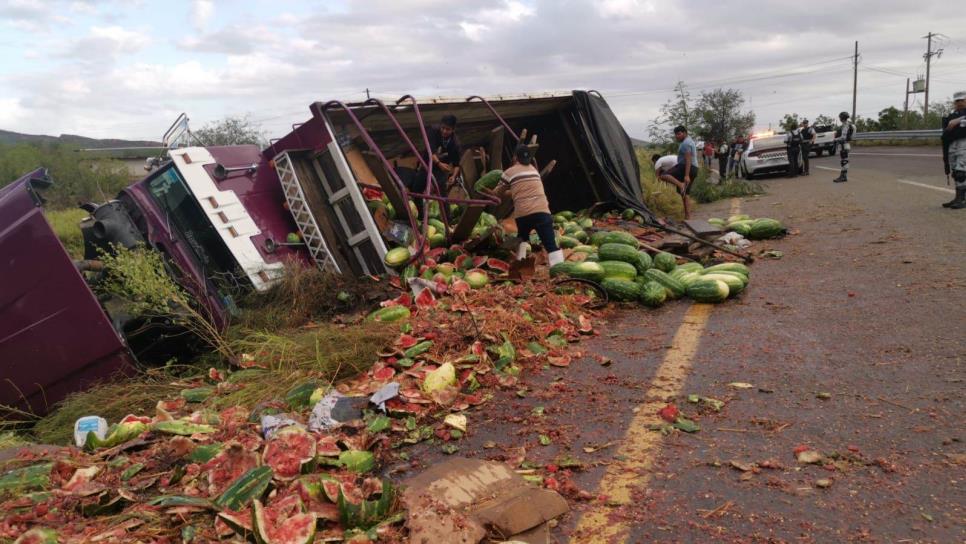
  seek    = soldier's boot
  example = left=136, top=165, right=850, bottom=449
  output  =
left=949, top=187, right=966, bottom=209
left=832, top=173, right=848, bottom=183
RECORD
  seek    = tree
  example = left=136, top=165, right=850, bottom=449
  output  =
left=193, top=115, right=266, bottom=146
left=647, top=81, right=702, bottom=144
left=876, top=106, right=902, bottom=131
left=693, top=88, right=755, bottom=144
left=813, top=114, right=836, bottom=129
left=779, top=113, right=800, bottom=132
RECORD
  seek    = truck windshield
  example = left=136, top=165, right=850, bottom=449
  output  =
left=146, top=166, right=247, bottom=291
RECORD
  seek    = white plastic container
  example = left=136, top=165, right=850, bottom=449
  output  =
left=73, top=416, right=108, bottom=448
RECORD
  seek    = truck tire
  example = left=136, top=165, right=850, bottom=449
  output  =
left=814, top=148, right=823, bottom=157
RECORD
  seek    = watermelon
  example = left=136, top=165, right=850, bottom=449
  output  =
left=479, top=213, right=498, bottom=227
left=436, top=262, right=456, bottom=278
left=557, top=236, right=580, bottom=249
left=727, top=220, right=754, bottom=236
left=151, top=420, right=216, bottom=435
left=639, top=281, right=667, bottom=308
left=558, top=210, right=575, bottom=220
left=285, top=381, right=320, bottom=409
left=553, top=213, right=567, bottom=224
left=599, top=243, right=640, bottom=265
left=677, top=262, right=704, bottom=273
left=252, top=496, right=316, bottom=544
left=572, top=245, right=596, bottom=254
left=214, top=466, right=273, bottom=511
left=643, top=269, right=686, bottom=299
left=728, top=214, right=751, bottom=223
left=599, top=260, right=638, bottom=280
left=384, top=247, right=411, bottom=269
left=464, top=269, right=489, bottom=289
left=366, top=305, right=410, bottom=323
left=13, top=529, right=58, bottom=544
left=707, top=217, right=726, bottom=226
left=703, top=273, right=745, bottom=295
left=600, top=231, right=639, bottom=248
left=264, top=427, right=317, bottom=481
left=703, top=262, right=750, bottom=276
left=600, top=278, right=642, bottom=301
left=579, top=218, right=594, bottom=229
left=428, top=233, right=446, bottom=248
left=687, top=278, right=730, bottom=303
left=675, top=271, right=704, bottom=287
left=486, top=258, right=511, bottom=273
left=653, top=252, right=678, bottom=272
left=474, top=170, right=503, bottom=193
left=572, top=230, right=589, bottom=242
left=319, top=475, right=344, bottom=503
left=427, top=200, right=441, bottom=219
left=338, top=450, right=375, bottom=473
left=563, top=222, right=581, bottom=234
left=589, top=230, right=611, bottom=246
left=550, top=262, right=578, bottom=277
left=634, top=251, right=653, bottom=274
left=218, top=510, right=254, bottom=537
left=747, top=218, right=784, bottom=239
left=621, top=208, right=636, bottom=220
left=569, top=261, right=606, bottom=282
left=706, top=269, right=748, bottom=286
left=584, top=254, right=600, bottom=262
left=189, top=443, right=223, bottom=464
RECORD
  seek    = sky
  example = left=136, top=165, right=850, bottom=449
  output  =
left=1, top=0, right=964, bottom=142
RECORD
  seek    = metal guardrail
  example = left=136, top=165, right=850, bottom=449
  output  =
left=853, top=129, right=941, bottom=140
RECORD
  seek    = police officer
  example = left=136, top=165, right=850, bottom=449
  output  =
left=785, top=124, right=803, bottom=177
left=832, top=111, right=855, bottom=183
left=941, top=90, right=966, bottom=209
left=800, top=119, right=816, bottom=176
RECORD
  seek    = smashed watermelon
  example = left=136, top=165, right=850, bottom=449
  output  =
left=263, top=426, right=317, bottom=481
left=204, top=442, right=259, bottom=495
left=13, top=528, right=58, bottom=544
left=486, top=258, right=510, bottom=274
left=252, top=495, right=316, bottom=544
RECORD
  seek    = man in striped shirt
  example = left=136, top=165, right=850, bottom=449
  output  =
left=491, top=144, right=563, bottom=267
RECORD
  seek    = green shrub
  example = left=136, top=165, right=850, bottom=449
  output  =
left=44, top=208, right=88, bottom=259
left=689, top=176, right=763, bottom=204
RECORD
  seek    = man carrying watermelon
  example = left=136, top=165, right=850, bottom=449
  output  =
left=832, top=111, right=856, bottom=183
left=940, top=91, right=966, bottom=209
left=488, top=144, right=564, bottom=267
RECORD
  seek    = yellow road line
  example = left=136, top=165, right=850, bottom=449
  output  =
left=572, top=303, right=713, bottom=542
left=730, top=197, right=742, bottom=216
left=572, top=198, right=741, bottom=542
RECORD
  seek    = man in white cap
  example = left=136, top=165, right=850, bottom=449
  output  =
left=832, top=111, right=856, bottom=183
left=941, top=91, right=966, bottom=209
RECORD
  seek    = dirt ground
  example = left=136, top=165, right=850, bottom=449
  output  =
left=399, top=148, right=965, bottom=543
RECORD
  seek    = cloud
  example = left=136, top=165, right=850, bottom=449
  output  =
left=191, top=0, right=214, bottom=31
left=1, top=0, right=963, bottom=139
left=61, top=25, right=151, bottom=61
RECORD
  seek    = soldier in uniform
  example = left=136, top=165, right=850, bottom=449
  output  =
left=832, top=111, right=856, bottom=183
left=785, top=124, right=803, bottom=177
left=800, top=119, right=816, bottom=175
left=941, top=91, right=966, bottom=209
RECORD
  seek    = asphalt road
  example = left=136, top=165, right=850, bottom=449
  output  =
left=405, top=147, right=964, bottom=543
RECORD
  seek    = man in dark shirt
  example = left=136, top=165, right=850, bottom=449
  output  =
left=941, top=91, right=966, bottom=208
left=426, top=114, right=461, bottom=189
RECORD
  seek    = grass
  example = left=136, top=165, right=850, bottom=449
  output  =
left=26, top=320, right=395, bottom=445
left=0, top=431, right=30, bottom=450
left=236, top=263, right=395, bottom=332
left=689, top=175, right=764, bottom=204
left=213, top=322, right=395, bottom=411
left=44, top=207, right=88, bottom=259
left=32, top=371, right=184, bottom=445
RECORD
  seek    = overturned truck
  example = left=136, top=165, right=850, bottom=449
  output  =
left=0, top=90, right=646, bottom=413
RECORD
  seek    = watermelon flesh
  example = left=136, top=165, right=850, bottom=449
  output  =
left=253, top=495, right=316, bottom=544
left=263, top=427, right=317, bottom=481
left=204, top=442, right=259, bottom=495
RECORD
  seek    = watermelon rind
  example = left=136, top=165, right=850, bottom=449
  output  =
left=653, top=252, right=677, bottom=273
left=252, top=497, right=316, bottom=544
left=598, top=261, right=638, bottom=280
left=600, top=278, right=642, bottom=301
left=687, top=279, right=730, bottom=303
left=263, top=427, right=317, bottom=481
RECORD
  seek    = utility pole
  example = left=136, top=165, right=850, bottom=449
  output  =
left=904, top=77, right=910, bottom=129
left=922, top=32, right=944, bottom=118
left=852, top=41, right=858, bottom=121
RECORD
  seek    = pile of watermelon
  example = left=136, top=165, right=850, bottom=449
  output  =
left=709, top=214, right=785, bottom=240
left=550, top=226, right=751, bottom=306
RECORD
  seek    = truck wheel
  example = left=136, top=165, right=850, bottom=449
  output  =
left=814, top=148, right=823, bottom=157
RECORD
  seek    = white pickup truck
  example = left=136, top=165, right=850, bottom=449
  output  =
left=808, top=125, right=837, bottom=156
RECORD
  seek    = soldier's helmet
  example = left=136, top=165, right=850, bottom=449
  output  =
left=839, top=111, right=850, bottom=121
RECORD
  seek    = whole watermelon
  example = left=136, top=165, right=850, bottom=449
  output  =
left=653, top=252, right=677, bottom=272
left=639, top=281, right=667, bottom=307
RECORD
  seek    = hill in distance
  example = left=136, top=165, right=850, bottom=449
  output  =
left=0, top=129, right=160, bottom=149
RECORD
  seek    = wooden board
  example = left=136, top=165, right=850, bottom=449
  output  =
left=683, top=219, right=724, bottom=240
